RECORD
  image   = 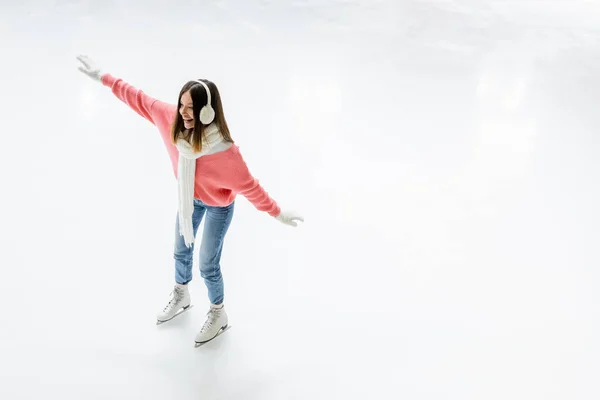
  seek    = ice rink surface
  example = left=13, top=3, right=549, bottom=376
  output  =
left=1, top=1, right=599, bottom=399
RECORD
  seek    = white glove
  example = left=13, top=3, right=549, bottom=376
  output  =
left=275, top=210, right=304, bottom=227
left=76, top=54, right=103, bottom=82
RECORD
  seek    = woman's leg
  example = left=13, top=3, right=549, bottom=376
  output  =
left=174, top=200, right=206, bottom=285
left=198, top=201, right=235, bottom=305
left=157, top=201, right=206, bottom=323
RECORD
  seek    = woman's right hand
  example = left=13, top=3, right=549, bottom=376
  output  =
left=76, top=54, right=103, bottom=82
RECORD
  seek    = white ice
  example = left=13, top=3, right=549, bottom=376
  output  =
left=1, top=1, right=599, bottom=399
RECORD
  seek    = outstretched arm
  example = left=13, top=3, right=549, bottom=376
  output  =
left=76, top=55, right=175, bottom=125
left=228, top=149, right=304, bottom=227
left=100, top=74, right=174, bottom=125
left=234, top=164, right=281, bottom=217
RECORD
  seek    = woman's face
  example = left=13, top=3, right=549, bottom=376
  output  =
left=179, top=90, right=195, bottom=129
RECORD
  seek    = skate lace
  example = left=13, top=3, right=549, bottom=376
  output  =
left=200, top=309, right=220, bottom=333
left=163, top=287, right=184, bottom=312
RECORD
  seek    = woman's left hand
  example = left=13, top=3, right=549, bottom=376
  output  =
left=275, top=211, right=304, bottom=227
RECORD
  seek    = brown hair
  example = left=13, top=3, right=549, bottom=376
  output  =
left=170, top=79, right=234, bottom=152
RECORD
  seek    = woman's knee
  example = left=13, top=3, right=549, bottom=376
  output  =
left=200, top=261, right=221, bottom=279
left=174, top=237, right=194, bottom=260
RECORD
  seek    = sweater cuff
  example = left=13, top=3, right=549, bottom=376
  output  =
left=269, top=206, right=281, bottom=217
left=100, top=73, right=117, bottom=87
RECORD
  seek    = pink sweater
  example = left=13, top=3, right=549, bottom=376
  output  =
left=101, top=74, right=280, bottom=217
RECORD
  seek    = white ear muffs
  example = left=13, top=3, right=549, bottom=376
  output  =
left=196, top=80, right=215, bottom=125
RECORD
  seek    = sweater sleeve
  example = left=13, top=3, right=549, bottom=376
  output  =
left=101, top=73, right=174, bottom=126
left=229, top=150, right=281, bottom=217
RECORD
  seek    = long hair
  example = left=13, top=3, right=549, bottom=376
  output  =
left=171, top=79, right=234, bottom=152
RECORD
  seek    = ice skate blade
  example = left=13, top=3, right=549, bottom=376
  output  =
left=194, top=325, right=231, bottom=348
left=156, top=304, right=193, bottom=325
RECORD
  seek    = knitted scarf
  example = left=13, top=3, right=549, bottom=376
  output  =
left=175, top=123, right=224, bottom=247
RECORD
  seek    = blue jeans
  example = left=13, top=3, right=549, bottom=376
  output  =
left=174, top=198, right=235, bottom=305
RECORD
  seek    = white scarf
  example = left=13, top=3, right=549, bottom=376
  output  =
left=175, top=123, right=224, bottom=247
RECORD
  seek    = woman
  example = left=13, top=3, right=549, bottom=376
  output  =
left=76, top=55, right=303, bottom=345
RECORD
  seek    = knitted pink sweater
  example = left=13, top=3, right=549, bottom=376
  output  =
left=101, top=74, right=280, bottom=217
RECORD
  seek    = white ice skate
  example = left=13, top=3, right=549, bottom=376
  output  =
left=156, top=284, right=192, bottom=324
left=194, top=305, right=230, bottom=346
